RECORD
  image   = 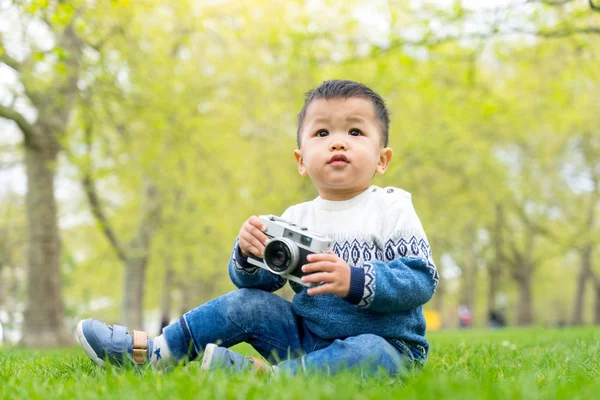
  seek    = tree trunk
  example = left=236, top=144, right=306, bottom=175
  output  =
left=180, top=283, right=192, bottom=316
left=460, top=228, right=478, bottom=314
left=572, top=245, right=592, bottom=325
left=120, top=227, right=154, bottom=329
left=20, top=140, right=71, bottom=346
left=595, top=279, right=600, bottom=325
left=509, top=213, right=537, bottom=327
left=179, top=253, right=195, bottom=315
left=487, top=262, right=500, bottom=313
left=515, top=270, right=533, bottom=325
left=120, top=179, right=160, bottom=328
left=488, top=204, right=504, bottom=318
left=122, top=256, right=147, bottom=329
left=160, top=266, right=173, bottom=330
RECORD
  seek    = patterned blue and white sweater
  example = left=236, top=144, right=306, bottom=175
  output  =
left=228, top=185, right=439, bottom=354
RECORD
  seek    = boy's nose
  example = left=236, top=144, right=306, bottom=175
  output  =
left=329, top=140, right=348, bottom=151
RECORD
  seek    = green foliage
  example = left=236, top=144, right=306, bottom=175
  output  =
left=2, top=0, right=600, bottom=328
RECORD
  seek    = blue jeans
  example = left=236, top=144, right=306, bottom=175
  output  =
left=162, top=288, right=415, bottom=376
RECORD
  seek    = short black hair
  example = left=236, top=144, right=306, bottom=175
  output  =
left=296, top=80, right=390, bottom=147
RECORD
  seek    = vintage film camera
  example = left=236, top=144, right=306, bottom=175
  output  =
left=247, top=215, right=331, bottom=286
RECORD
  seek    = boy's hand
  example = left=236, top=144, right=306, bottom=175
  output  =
left=301, top=250, right=351, bottom=297
left=238, top=216, right=268, bottom=259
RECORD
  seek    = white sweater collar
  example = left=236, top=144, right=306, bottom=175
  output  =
left=313, top=186, right=374, bottom=211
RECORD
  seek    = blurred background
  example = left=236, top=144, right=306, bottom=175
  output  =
left=0, top=0, right=599, bottom=347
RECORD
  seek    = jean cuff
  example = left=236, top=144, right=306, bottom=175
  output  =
left=163, top=316, right=199, bottom=360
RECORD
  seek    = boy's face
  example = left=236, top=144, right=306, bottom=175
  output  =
left=294, top=97, right=392, bottom=201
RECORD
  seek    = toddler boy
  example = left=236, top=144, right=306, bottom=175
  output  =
left=78, top=80, right=439, bottom=376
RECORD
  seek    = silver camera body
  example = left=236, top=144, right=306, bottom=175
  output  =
left=247, top=215, right=331, bottom=286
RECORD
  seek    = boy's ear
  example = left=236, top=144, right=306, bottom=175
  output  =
left=294, top=149, right=308, bottom=176
left=376, top=147, right=393, bottom=175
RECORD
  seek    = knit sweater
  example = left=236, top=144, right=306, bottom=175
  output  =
left=228, top=185, right=439, bottom=353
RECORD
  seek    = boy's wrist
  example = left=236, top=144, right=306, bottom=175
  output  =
left=234, top=244, right=252, bottom=268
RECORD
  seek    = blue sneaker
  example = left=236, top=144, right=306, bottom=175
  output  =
left=201, top=343, right=271, bottom=374
left=77, top=318, right=153, bottom=367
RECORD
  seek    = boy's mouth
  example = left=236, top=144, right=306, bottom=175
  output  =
left=328, top=154, right=349, bottom=166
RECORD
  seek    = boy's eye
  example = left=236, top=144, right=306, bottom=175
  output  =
left=349, top=129, right=361, bottom=136
left=316, top=130, right=329, bottom=137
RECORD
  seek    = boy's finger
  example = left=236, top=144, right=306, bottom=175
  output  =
left=245, top=241, right=264, bottom=257
left=241, top=236, right=264, bottom=256
left=302, top=262, right=335, bottom=273
left=239, top=240, right=254, bottom=257
left=243, top=224, right=269, bottom=246
left=254, top=247, right=266, bottom=258
left=247, top=246, right=261, bottom=258
left=248, top=216, right=266, bottom=231
left=301, top=272, right=333, bottom=284
left=244, top=225, right=268, bottom=245
left=253, top=241, right=265, bottom=256
left=306, top=253, right=338, bottom=262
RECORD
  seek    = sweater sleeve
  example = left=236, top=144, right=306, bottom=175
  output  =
left=227, top=237, right=287, bottom=292
left=344, top=197, right=439, bottom=312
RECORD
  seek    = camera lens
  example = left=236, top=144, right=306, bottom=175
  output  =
left=271, top=249, right=287, bottom=268
left=264, top=238, right=299, bottom=275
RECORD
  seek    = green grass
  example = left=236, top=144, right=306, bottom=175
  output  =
left=0, top=327, right=598, bottom=399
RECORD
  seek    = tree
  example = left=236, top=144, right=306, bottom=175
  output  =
left=0, top=2, right=89, bottom=346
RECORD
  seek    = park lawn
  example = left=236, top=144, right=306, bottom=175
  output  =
left=0, top=326, right=598, bottom=400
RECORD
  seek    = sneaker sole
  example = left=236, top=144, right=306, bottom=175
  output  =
left=200, top=343, right=217, bottom=371
left=76, top=320, right=106, bottom=368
